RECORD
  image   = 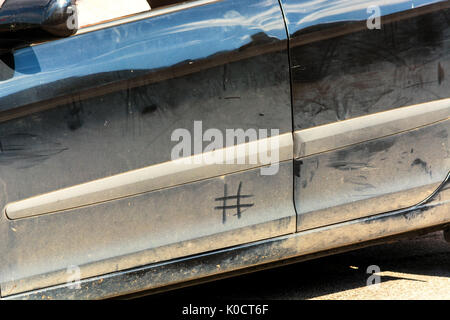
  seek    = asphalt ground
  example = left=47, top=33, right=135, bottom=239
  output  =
left=145, top=231, right=450, bottom=300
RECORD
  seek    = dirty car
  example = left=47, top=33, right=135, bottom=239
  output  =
left=0, top=0, right=449, bottom=299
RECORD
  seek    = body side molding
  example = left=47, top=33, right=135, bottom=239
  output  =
left=294, top=98, right=450, bottom=159
left=5, top=133, right=292, bottom=220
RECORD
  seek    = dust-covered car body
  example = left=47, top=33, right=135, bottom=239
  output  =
left=0, top=0, right=449, bottom=299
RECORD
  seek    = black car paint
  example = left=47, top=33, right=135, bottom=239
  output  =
left=0, top=0, right=294, bottom=297
left=280, top=0, right=450, bottom=229
left=281, top=0, right=450, bottom=129
left=0, top=0, right=291, bottom=213
left=0, top=0, right=449, bottom=298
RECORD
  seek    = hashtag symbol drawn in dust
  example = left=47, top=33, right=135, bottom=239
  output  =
left=214, top=182, right=254, bottom=224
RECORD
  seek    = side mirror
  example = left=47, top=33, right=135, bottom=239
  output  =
left=0, top=0, right=78, bottom=51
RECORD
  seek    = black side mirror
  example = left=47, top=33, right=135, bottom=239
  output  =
left=0, top=0, right=78, bottom=52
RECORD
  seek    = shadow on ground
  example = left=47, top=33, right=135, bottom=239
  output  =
left=140, top=231, right=450, bottom=300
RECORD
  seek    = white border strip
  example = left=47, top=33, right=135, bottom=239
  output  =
left=75, top=0, right=221, bottom=35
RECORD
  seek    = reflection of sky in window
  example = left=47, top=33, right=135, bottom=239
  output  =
left=282, top=0, right=412, bottom=31
left=0, top=0, right=286, bottom=99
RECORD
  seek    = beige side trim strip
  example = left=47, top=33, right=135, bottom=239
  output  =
left=294, top=98, right=450, bottom=159
left=5, top=133, right=292, bottom=220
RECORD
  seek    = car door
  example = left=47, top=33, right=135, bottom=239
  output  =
left=280, top=0, right=450, bottom=231
left=0, top=0, right=296, bottom=296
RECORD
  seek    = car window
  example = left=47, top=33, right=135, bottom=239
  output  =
left=148, top=0, right=188, bottom=8
left=76, top=0, right=151, bottom=28
left=76, top=0, right=199, bottom=29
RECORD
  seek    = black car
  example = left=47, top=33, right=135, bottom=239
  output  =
left=0, top=0, right=448, bottom=299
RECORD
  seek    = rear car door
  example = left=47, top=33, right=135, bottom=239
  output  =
left=0, top=0, right=296, bottom=297
left=280, top=0, right=450, bottom=231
